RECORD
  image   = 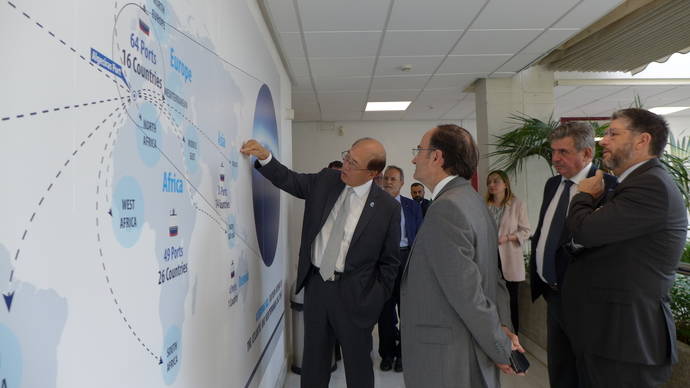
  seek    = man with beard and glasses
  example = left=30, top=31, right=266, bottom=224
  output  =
left=562, top=108, right=687, bottom=387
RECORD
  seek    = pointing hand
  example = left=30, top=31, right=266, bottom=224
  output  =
left=240, top=139, right=270, bottom=160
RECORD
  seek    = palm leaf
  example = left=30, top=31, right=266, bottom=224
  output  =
left=661, top=151, right=690, bottom=208
left=488, top=113, right=560, bottom=174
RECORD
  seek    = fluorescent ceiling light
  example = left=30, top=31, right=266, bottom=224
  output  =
left=365, top=101, right=411, bottom=111
left=649, top=107, right=690, bottom=115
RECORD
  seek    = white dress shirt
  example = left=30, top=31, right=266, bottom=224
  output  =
left=395, top=195, right=408, bottom=248
left=312, top=181, right=371, bottom=272
left=431, top=175, right=458, bottom=200
left=617, top=159, right=648, bottom=183
left=259, top=153, right=371, bottom=272
left=535, top=163, right=592, bottom=283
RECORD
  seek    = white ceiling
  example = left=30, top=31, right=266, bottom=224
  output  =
left=261, top=0, right=690, bottom=122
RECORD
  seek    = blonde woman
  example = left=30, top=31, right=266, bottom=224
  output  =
left=486, top=170, right=531, bottom=333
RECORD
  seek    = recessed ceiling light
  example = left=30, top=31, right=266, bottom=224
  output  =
left=365, top=101, right=411, bottom=111
left=649, top=107, right=690, bottom=115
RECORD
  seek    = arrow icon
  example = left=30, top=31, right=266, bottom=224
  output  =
left=3, top=291, right=15, bottom=312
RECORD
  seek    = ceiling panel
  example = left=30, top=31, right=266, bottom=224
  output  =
left=554, top=85, right=578, bottom=98
left=491, top=72, right=516, bottom=78
left=287, top=57, right=309, bottom=77
left=388, top=0, right=486, bottom=30
left=494, top=53, right=538, bottom=73
left=372, top=75, right=430, bottom=90
left=368, top=89, right=421, bottom=101
left=553, top=0, right=625, bottom=29
left=381, top=30, right=461, bottom=56
left=375, top=56, right=445, bottom=76
left=601, top=86, right=677, bottom=104
left=362, top=111, right=406, bottom=121
left=472, top=0, right=580, bottom=29
left=291, top=92, right=321, bottom=120
left=645, top=86, right=690, bottom=106
left=521, top=28, right=580, bottom=54
left=292, top=76, right=313, bottom=92
left=321, top=110, right=363, bottom=121
left=438, top=55, right=511, bottom=74
left=309, top=57, right=375, bottom=77
left=442, top=98, right=476, bottom=120
left=266, top=0, right=662, bottom=122
left=556, top=85, right=625, bottom=103
left=296, top=0, right=389, bottom=31
left=426, top=74, right=478, bottom=89
left=294, top=110, right=321, bottom=121
left=278, top=33, right=305, bottom=57
left=453, top=29, right=542, bottom=55
left=304, top=31, right=382, bottom=57
left=264, top=0, right=300, bottom=33
left=313, top=76, right=371, bottom=91
left=404, top=105, right=451, bottom=120
left=318, top=92, right=367, bottom=112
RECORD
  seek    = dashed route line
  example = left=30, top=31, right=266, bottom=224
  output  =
left=5, top=1, right=130, bottom=92
left=136, top=91, right=259, bottom=257
left=94, top=103, right=162, bottom=364
left=1, top=96, right=130, bottom=122
left=7, top=104, right=127, bottom=304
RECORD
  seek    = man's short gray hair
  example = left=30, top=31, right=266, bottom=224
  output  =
left=548, top=121, right=595, bottom=151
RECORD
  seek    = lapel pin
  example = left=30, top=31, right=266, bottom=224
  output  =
left=369, top=202, right=374, bottom=207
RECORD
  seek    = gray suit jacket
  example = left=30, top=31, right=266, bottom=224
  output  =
left=401, top=177, right=513, bottom=388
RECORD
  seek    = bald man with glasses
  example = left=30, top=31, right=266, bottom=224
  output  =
left=241, top=137, right=400, bottom=388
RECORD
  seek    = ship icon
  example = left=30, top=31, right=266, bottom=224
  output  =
left=169, top=208, right=178, bottom=237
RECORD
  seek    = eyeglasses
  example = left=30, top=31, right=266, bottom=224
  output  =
left=341, top=150, right=370, bottom=171
left=411, top=147, right=436, bottom=156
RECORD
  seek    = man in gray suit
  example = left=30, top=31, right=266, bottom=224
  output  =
left=401, top=124, right=524, bottom=388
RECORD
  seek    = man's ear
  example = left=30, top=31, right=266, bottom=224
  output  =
left=636, top=132, right=652, bottom=154
left=583, top=146, right=593, bottom=160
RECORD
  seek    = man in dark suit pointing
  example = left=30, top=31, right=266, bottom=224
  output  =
left=241, top=137, right=400, bottom=388
left=563, top=109, right=687, bottom=387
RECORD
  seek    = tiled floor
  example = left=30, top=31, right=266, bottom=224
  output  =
left=283, top=334, right=549, bottom=388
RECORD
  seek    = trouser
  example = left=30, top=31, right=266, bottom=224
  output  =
left=302, top=269, right=374, bottom=388
left=506, top=280, right=520, bottom=333
left=377, top=247, right=409, bottom=359
left=544, top=288, right=581, bottom=388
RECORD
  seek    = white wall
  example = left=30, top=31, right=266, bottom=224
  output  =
left=0, top=0, right=292, bottom=387
left=666, top=115, right=690, bottom=139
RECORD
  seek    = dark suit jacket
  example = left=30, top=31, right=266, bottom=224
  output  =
left=562, top=158, right=687, bottom=365
left=400, top=196, right=423, bottom=246
left=256, top=158, right=401, bottom=328
left=530, top=164, right=617, bottom=301
left=416, top=198, right=431, bottom=217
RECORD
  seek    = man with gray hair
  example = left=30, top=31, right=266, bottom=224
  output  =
left=377, top=165, right=422, bottom=372
left=529, top=121, right=617, bottom=387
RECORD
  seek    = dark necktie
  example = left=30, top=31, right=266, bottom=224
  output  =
left=543, top=179, right=573, bottom=285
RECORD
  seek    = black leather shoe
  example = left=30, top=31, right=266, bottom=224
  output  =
left=380, top=357, right=393, bottom=371
left=394, top=357, right=403, bottom=372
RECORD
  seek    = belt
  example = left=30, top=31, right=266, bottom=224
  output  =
left=547, top=283, right=559, bottom=292
left=400, top=246, right=410, bottom=252
left=311, top=265, right=343, bottom=281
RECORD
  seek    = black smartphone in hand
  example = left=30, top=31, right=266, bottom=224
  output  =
left=510, top=350, right=530, bottom=373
